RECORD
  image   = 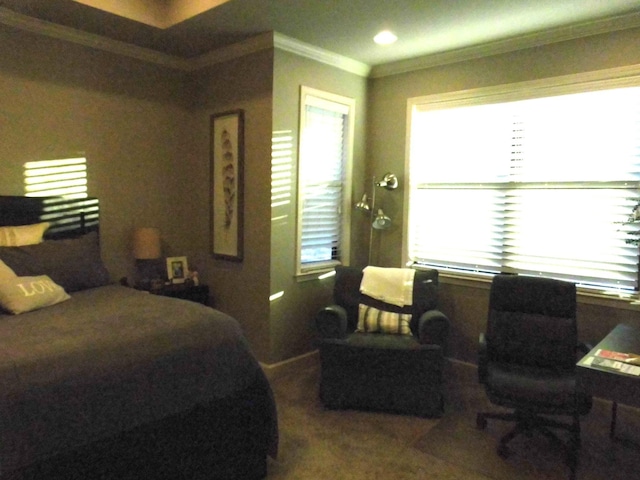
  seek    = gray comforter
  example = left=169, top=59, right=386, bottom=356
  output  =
left=0, top=285, right=269, bottom=474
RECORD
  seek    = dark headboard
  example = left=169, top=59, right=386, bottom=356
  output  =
left=0, top=196, right=99, bottom=239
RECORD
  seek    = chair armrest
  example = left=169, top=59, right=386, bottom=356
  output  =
left=577, top=341, right=592, bottom=354
left=478, top=333, right=488, bottom=383
left=417, top=309, right=450, bottom=351
left=315, top=305, right=349, bottom=339
left=576, top=341, right=592, bottom=359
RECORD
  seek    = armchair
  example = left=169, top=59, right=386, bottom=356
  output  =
left=315, top=266, right=449, bottom=417
left=476, top=274, right=592, bottom=480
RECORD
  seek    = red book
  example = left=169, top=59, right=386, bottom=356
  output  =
left=596, top=349, right=640, bottom=365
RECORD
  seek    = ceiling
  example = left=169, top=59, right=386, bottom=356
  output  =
left=2, top=0, right=640, bottom=69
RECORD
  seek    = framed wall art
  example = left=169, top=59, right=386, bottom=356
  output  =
left=210, top=109, right=244, bottom=261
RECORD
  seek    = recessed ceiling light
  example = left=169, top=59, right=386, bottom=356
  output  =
left=374, top=30, right=397, bottom=45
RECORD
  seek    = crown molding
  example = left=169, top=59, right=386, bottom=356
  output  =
left=0, top=7, right=368, bottom=76
left=3, top=5, right=639, bottom=79
left=0, top=7, right=189, bottom=70
left=187, top=31, right=275, bottom=71
left=274, top=32, right=371, bottom=77
left=0, top=7, right=274, bottom=72
left=370, top=10, right=640, bottom=79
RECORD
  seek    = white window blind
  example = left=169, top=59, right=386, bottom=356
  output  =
left=408, top=86, right=640, bottom=293
left=23, top=156, right=97, bottom=236
left=24, top=157, right=87, bottom=198
left=297, top=87, right=354, bottom=275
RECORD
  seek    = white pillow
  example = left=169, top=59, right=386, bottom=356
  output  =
left=0, top=259, right=17, bottom=283
left=0, top=222, right=50, bottom=246
left=0, top=275, right=70, bottom=314
left=357, top=304, right=412, bottom=335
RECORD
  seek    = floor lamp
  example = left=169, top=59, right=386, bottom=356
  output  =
left=355, top=172, right=399, bottom=265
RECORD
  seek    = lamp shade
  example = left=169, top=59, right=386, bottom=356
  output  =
left=355, top=193, right=371, bottom=212
left=132, top=227, right=161, bottom=259
left=375, top=172, right=398, bottom=190
left=372, top=209, right=392, bottom=230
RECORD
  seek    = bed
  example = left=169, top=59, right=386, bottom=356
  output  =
left=0, top=195, right=278, bottom=479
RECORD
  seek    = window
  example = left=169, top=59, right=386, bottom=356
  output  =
left=296, top=87, right=354, bottom=276
left=407, top=80, right=640, bottom=294
left=23, top=156, right=96, bottom=235
left=24, top=157, right=87, bottom=198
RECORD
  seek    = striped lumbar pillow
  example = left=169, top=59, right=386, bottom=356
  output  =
left=357, top=304, right=412, bottom=335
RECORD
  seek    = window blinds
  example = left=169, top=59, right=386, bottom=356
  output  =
left=298, top=101, right=347, bottom=270
left=408, top=86, right=640, bottom=292
left=23, top=157, right=96, bottom=236
left=24, top=157, right=87, bottom=198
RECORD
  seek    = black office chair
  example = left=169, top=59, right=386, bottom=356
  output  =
left=476, top=274, right=592, bottom=480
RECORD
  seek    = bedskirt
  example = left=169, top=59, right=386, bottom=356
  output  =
left=7, top=367, right=276, bottom=479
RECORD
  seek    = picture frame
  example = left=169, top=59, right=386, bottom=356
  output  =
left=210, top=109, right=244, bottom=262
left=166, top=256, right=189, bottom=284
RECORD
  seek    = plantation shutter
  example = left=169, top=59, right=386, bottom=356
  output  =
left=298, top=96, right=347, bottom=271
left=408, top=86, right=640, bottom=292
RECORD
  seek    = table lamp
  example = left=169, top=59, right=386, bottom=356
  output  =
left=132, top=227, right=162, bottom=289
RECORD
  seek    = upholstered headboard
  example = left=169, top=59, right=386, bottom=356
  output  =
left=0, top=196, right=99, bottom=239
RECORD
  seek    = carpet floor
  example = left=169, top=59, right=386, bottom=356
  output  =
left=266, top=360, right=640, bottom=480
left=9, top=359, right=640, bottom=479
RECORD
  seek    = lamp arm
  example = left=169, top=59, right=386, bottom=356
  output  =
left=368, top=175, right=375, bottom=265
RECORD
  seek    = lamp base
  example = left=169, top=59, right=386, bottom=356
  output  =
left=134, top=258, right=165, bottom=290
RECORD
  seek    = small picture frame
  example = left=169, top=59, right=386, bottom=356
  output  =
left=166, top=256, right=189, bottom=284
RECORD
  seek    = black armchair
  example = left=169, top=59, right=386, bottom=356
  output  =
left=476, top=274, right=592, bottom=480
left=315, top=266, right=449, bottom=417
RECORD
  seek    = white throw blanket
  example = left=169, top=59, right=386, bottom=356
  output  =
left=360, top=266, right=415, bottom=307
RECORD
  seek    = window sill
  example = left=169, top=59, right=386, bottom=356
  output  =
left=438, top=271, right=640, bottom=311
left=295, top=266, right=340, bottom=283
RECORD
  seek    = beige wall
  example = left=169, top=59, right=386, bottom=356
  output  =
left=4, top=20, right=640, bottom=367
left=368, top=27, right=640, bottom=363
left=0, top=21, right=364, bottom=365
left=0, top=25, right=197, bottom=281
left=270, top=49, right=368, bottom=363
left=187, top=50, right=275, bottom=361
left=0, top=24, right=277, bottom=361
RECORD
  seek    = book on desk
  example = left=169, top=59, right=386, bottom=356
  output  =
left=595, top=349, right=640, bottom=364
left=584, top=349, right=640, bottom=376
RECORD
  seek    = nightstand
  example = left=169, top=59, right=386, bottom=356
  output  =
left=149, top=284, right=211, bottom=306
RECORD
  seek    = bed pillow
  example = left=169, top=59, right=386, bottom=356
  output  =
left=0, top=259, right=17, bottom=283
left=357, top=304, right=412, bottom=335
left=0, top=222, right=50, bottom=246
left=0, top=231, right=111, bottom=292
left=0, top=275, right=70, bottom=314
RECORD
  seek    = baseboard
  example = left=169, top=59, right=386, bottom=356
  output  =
left=260, top=350, right=319, bottom=382
left=260, top=353, right=473, bottom=384
left=445, top=357, right=479, bottom=383
left=261, top=352, right=639, bottom=416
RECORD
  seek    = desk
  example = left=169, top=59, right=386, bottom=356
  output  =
left=577, top=323, right=640, bottom=438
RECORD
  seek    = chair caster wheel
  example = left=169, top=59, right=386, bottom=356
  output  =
left=476, top=414, right=487, bottom=430
left=497, top=444, right=510, bottom=458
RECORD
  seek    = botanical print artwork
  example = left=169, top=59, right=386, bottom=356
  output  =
left=221, top=129, right=235, bottom=228
left=211, top=109, right=244, bottom=261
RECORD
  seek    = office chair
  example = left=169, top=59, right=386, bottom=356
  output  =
left=476, top=274, right=592, bottom=480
